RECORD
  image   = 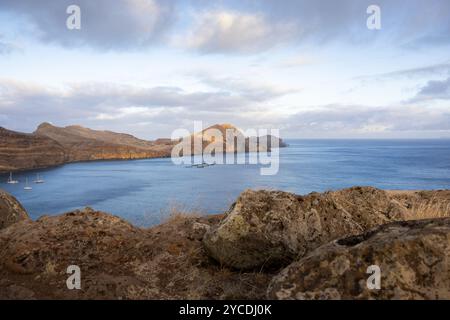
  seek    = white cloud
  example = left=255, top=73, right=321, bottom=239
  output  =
left=181, top=10, right=295, bottom=53
left=2, top=78, right=449, bottom=139
left=0, top=78, right=291, bottom=136
left=196, top=74, right=299, bottom=101
left=1, top=0, right=450, bottom=53
left=281, top=104, right=450, bottom=137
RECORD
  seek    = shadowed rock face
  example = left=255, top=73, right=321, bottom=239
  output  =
left=203, top=187, right=410, bottom=270
left=0, top=189, right=29, bottom=230
left=267, top=218, right=450, bottom=300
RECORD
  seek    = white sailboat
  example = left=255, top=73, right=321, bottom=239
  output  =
left=24, top=178, right=32, bottom=191
left=7, top=172, right=19, bottom=184
left=34, top=173, right=45, bottom=184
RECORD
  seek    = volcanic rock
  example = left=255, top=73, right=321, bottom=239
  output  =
left=267, top=218, right=450, bottom=300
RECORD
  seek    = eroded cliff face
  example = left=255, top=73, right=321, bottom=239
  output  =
left=34, top=122, right=174, bottom=163
left=0, top=124, right=174, bottom=173
left=0, top=127, right=67, bottom=172
left=0, top=187, right=448, bottom=300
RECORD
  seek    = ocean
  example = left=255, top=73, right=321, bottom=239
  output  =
left=2, top=139, right=450, bottom=226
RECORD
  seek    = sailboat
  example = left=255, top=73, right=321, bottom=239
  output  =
left=196, top=138, right=210, bottom=168
left=7, top=172, right=19, bottom=184
left=34, top=173, right=45, bottom=184
left=24, top=178, right=32, bottom=191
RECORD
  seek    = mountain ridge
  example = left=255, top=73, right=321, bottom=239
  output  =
left=0, top=123, right=286, bottom=173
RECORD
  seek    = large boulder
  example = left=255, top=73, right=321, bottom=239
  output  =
left=0, top=208, right=271, bottom=299
left=267, top=218, right=450, bottom=300
left=0, top=189, right=29, bottom=230
left=0, top=207, right=143, bottom=276
left=203, top=187, right=408, bottom=269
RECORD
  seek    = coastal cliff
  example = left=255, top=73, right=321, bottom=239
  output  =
left=0, top=186, right=448, bottom=299
left=0, top=124, right=173, bottom=173
left=0, top=123, right=286, bottom=173
left=34, top=122, right=174, bottom=163
left=0, top=127, right=67, bottom=173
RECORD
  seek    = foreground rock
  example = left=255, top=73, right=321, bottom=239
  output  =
left=0, top=208, right=271, bottom=299
left=203, top=187, right=409, bottom=269
left=0, top=189, right=29, bottom=230
left=0, top=188, right=448, bottom=299
left=268, top=218, right=450, bottom=300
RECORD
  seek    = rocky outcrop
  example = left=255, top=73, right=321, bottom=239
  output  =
left=0, top=204, right=270, bottom=299
left=0, top=189, right=29, bottom=230
left=0, top=187, right=447, bottom=300
left=267, top=218, right=450, bottom=300
left=174, top=123, right=287, bottom=156
left=0, top=127, right=67, bottom=172
left=203, top=187, right=409, bottom=269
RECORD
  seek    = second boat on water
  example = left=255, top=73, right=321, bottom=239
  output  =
left=34, top=173, right=45, bottom=184
left=24, top=178, right=32, bottom=191
left=7, top=172, right=19, bottom=184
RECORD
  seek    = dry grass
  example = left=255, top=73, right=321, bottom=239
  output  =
left=162, top=208, right=202, bottom=224
left=405, top=196, right=450, bottom=220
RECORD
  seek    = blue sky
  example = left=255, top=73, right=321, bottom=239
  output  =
left=0, top=0, right=449, bottom=139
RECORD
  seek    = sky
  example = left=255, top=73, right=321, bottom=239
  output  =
left=0, top=0, right=449, bottom=139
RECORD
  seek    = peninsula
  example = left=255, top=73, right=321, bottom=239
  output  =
left=0, top=123, right=286, bottom=173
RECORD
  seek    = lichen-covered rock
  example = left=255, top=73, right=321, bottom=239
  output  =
left=203, top=187, right=409, bottom=269
left=0, top=208, right=142, bottom=277
left=0, top=189, right=29, bottom=230
left=188, top=222, right=211, bottom=241
left=267, top=218, right=450, bottom=300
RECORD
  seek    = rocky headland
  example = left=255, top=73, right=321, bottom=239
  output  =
left=0, top=186, right=448, bottom=299
left=0, top=123, right=174, bottom=173
left=0, top=123, right=286, bottom=173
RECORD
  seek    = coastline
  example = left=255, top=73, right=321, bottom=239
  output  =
left=0, top=123, right=286, bottom=174
left=0, top=153, right=174, bottom=175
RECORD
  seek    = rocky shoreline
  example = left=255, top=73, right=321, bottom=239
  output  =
left=0, top=186, right=449, bottom=299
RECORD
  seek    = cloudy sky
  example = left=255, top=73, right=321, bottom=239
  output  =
left=0, top=0, right=449, bottom=139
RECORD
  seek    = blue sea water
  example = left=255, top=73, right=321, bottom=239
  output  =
left=2, top=139, right=450, bottom=226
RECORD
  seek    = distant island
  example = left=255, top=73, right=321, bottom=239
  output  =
left=0, top=123, right=287, bottom=173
